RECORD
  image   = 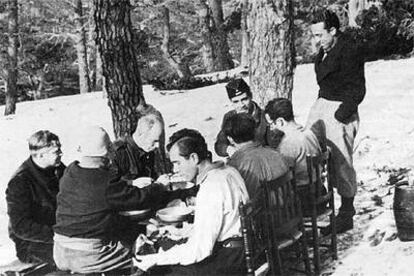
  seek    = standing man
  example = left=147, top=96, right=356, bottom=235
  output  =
left=6, top=130, right=65, bottom=265
left=307, top=9, right=366, bottom=234
left=215, top=78, right=282, bottom=157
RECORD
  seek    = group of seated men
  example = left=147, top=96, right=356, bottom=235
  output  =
left=6, top=78, right=324, bottom=275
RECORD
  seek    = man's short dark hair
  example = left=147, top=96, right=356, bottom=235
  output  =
left=222, top=113, right=256, bottom=144
left=311, top=9, right=340, bottom=31
left=264, top=98, right=294, bottom=122
left=28, top=130, right=60, bottom=153
left=167, top=129, right=210, bottom=162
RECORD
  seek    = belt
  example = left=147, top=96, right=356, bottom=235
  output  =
left=217, top=237, right=244, bottom=248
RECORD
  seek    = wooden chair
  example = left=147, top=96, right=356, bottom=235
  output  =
left=304, top=149, right=338, bottom=275
left=263, top=171, right=312, bottom=276
left=239, top=190, right=271, bottom=276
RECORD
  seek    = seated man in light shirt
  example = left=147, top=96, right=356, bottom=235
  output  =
left=264, top=98, right=325, bottom=215
left=135, top=129, right=249, bottom=275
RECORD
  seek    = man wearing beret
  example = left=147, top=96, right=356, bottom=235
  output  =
left=214, top=78, right=281, bottom=157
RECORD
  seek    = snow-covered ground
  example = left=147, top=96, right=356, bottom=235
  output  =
left=1, top=57, right=414, bottom=274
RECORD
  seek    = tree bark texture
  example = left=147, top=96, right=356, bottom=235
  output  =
left=198, top=0, right=215, bottom=72
left=75, top=0, right=92, bottom=94
left=87, top=1, right=97, bottom=90
left=248, top=0, right=295, bottom=106
left=240, top=0, right=249, bottom=68
left=4, top=0, right=18, bottom=116
left=94, top=0, right=146, bottom=138
left=160, top=6, right=191, bottom=79
left=208, top=0, right=234, bottom=71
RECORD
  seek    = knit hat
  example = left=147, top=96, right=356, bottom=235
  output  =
left=225, top=78, right=251, bottom=99
left=78, top=126, right=112, bottom=157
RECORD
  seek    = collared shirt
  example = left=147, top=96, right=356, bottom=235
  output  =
left=228, top=141, right=289, bottom=197
left=153, top=162, right=249, bottom=266
left=277, top=125, right=321, bottom=186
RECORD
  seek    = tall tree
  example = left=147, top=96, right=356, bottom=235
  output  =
left=209, top=0, right=234, bottom=71
left=197, top=0, right=215, bottom=72
left=74, top=0, right=91, bottom=94
left=93, top=0, right=145, bottom=137
left=4, top=0, right=18, bottom=116
left=160, top=6, right=192, bottom=78
left=248, top=0, right=295, bottom=106
left=197, top=0, right=234, bottom=72
left=240, top=0, right=249, bottom=68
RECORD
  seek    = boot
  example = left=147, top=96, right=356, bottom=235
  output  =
left=321, top=196, right=355, bottom=236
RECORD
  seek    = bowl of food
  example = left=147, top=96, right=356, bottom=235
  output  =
left=156, top=206, right=193, bottom=223
left=119, top=209, right=151, bottom=220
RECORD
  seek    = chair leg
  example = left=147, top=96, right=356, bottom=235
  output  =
left=330, top=210, right=338, bottom=260
left=312, top=216, right=320, bottom=275
left=300, top=225, right=312, bottom=276
left=274, top=248, right=284, bottom=276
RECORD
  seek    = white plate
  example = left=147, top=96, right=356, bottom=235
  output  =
left=119, top=209, right=151, bottom=219
left=132, top=177, right=153, bottom=188
left=156, top=206, right=193, bottom=223
left=170, top=181, right=195, bottom=190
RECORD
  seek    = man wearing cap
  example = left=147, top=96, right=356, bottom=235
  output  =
left=214, top=78, right=281, bottom=158
left=6, top=130, right=65, bottom=265
left=53, top=126, right=193, bottom=274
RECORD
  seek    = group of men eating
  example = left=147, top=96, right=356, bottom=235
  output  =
left=5, top=9, right=365, bottom=275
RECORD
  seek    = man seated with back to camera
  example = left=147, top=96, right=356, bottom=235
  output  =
left=135, top=128, right=249, bottom=275
left=264, top=98, right=326, bottom=215
left=6, top=130, right=65, bottom=266
left=224, top=112, right=289, bottom=198
left=53, top=126, right=197, bottom=274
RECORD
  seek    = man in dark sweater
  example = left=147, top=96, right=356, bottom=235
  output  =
left=214, top=78, right=282, bottom=158
left=53, top=126, right=193, bottom=274
left=113, top=113, right=164, bottom=181
left=6, top=130, right=65, bottom=265
left=306, top=9, right=366, bottom=234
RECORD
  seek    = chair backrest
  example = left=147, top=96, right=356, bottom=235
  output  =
left=263, top=171, right=303, bottom=238
left=239, top=190, right=270, bottom=276
left=306, top=148, right=333, bottom=204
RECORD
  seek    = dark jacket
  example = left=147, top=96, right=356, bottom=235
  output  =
left=214, top=101, right=283, bottom=157
left=315, top=34, right=366, bottom=123
left=54, top=162, right=197, bottom=240
left=113, top=136, right=158, bottom=180
left=6, top=157, right=65, bottom=260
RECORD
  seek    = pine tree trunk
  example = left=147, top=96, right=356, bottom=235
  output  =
left=160, top=6, right=191, bottom=79
left=75, top=0, right=91, bottom=94
left=94, top=0, right=146, bottom=138
left=240, top=0, right=249, bottom=68
left=209, top=0, right=234, bottom=71
left=248, top=0, right=295, bottom=106
left=198, top=0, right=215, bottom=72
left=4, top=0, right=18, bottom=116
left=87, top=1, right=97, bottom=90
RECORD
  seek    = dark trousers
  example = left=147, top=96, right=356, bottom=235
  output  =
left=11, top=234, right=54, bottom=265
left=148, top=246, right=246, bottom=275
